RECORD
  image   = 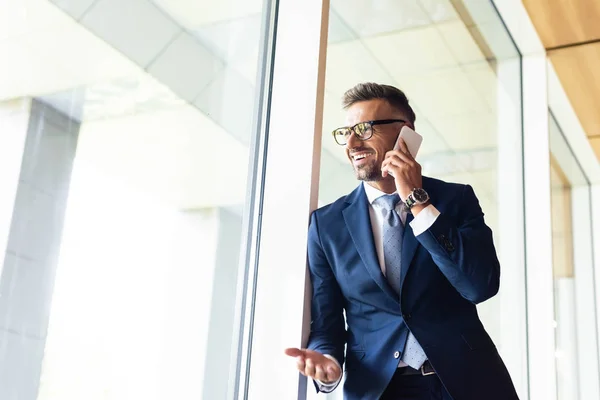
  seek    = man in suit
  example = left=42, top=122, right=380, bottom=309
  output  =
left=285, top=83, right=519, bottom=399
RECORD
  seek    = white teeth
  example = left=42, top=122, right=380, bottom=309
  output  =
left=354, top=154, right=369, bottom=160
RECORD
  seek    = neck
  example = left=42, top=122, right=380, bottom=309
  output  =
left=366, top=177, right=396, bottom=194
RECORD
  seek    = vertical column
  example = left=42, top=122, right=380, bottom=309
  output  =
left=495, top=57, right=529, bottom=399
left=0, top=99, right=31, bottom=268
left=522, top=54, right=557, bottom=400
left=593, top=184, right=600, bottom=366
left=571, top=184, right=600, bottom=399
left=202, top=207, right=243, bottom=400
left=246, top=0, right=330, bottom=398
left=0, top=99, right=80, bottom=400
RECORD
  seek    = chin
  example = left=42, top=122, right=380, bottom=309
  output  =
left=355, top=166, right=382, bottom=182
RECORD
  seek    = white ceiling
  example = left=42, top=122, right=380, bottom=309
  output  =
left=0, top=0, right=511, bottom=213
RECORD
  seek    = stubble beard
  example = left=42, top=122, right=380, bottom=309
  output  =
left=354, top=160, right=382, bottom=182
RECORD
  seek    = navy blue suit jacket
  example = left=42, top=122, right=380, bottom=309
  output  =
left=306, top=177, right=519, bottom=400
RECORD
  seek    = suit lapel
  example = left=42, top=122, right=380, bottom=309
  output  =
left=343, top=186, right=398, bottom=302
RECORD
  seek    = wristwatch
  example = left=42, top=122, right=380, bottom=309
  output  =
left=405, top=188, right=429, bottom=211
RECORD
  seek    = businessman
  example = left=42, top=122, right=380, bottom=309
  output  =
left=285, top=83, right=519, bottom=399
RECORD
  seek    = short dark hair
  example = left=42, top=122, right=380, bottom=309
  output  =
left=342, top=82, right=416, bottom=124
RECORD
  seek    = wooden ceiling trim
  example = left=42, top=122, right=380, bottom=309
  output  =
left=523, top=0, right=600, bottom=49
left=548, top=42, right=600, bottom=139
left=547, top=38, right=600, bottom=52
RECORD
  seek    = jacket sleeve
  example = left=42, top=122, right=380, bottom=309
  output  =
left=415, top=184, right=501, bottom=304
left=306, top=211, right=346, bottom=375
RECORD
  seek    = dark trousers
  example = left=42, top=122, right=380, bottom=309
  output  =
left=380, top=368, right=453, bottom=400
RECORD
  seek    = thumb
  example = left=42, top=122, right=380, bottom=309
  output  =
left=284, top=348, right=304, bottom=358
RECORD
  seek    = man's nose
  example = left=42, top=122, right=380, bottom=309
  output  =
left=346, top=131, right=360, bottom=149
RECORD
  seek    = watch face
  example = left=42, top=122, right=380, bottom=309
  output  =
left=413, top=188, right=429, bottom=203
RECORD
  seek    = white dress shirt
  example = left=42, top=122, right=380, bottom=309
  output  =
left=317, top=182, right=440, bottom=392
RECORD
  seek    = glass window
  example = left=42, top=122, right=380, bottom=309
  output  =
left=0, top=0, right=270, bottom=399
left=549, top=112, right=599, bottom=400
left=314, top=0, right=525, bottom=398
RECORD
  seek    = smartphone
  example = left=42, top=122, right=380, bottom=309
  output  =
left=393, top=125, right=423, bottom=158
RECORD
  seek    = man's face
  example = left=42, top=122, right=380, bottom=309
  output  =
left=344, top=99, right=410, bottom=181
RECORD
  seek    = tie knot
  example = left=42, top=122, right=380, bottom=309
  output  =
left=374, top=193, right=400, bottom=211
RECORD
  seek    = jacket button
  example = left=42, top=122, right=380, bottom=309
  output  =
left=394, top=351, right=400, bottom=359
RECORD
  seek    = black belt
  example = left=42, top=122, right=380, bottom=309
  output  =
left=397, top=360, right=435, bottom=376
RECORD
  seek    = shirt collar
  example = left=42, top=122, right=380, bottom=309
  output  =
left=362, top=182, right=397, bottom=205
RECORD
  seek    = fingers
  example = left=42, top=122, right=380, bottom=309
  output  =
left=315, top=364, right=327, bottom=382
left=305, top=358, right=316, bottom=377
left=381, top=156, right=411, bottom=177
left=381, top=152, right=421, bottom=185
left=295, top=356, right=306, bottom=372
left=385, top=150, right=413, bottom=165
left=285, top=348, right=341, bottom=383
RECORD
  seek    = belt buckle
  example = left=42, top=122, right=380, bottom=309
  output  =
left=420, top=364, right=435, bottom=376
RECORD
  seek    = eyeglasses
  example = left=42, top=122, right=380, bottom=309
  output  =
left=332, top=119, right=406, bottom=146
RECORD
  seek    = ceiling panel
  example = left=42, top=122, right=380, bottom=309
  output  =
left=51, top=0, right=97, bottom=20
left=80, top=0, right=182, bottom=68
left=328, top=8, right=358, bottom=44
left=428, top=112, right=496, bottom=151
left=363, top=25, right=457, bottom=75
left=549, top=43, right=600, bottom=138
left=152, top=0, right=262, bottom=28
left=331, top=0, right=430, bottom=38
left=194, top=67, right=255, bottom=145
left=392, top=67, right=488, bottom=119
left=419, top=0, right=459, bottom=23
left=412, top=114, right=453, bottom=156
left=21, top=23, right=141, bottom=88
left=463, top=61, right=497, bottom=110
left=325, top=40, right=395, bottom=95
left=147, top=32, right=223, bottom=102
left=437, top=20, right=485, bottom=65
left=523, top=0, right=600, bottom=49
left=0, top=18, right=142, bottom=103
left=192, top=14, right=261, bottom=65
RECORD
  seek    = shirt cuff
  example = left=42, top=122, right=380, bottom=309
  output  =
left=315, top=354, right=342, bottom=393
left=409, top=204, right=440, bottom=236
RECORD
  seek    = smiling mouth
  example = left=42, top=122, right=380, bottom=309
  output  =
left=352, top=152, right=373, bottom=162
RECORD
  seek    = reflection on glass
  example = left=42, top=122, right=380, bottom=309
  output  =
left=0, top=0, right=266, bottom=398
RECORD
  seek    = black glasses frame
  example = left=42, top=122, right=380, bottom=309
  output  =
left=332, top=119, right=406, bottom=145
